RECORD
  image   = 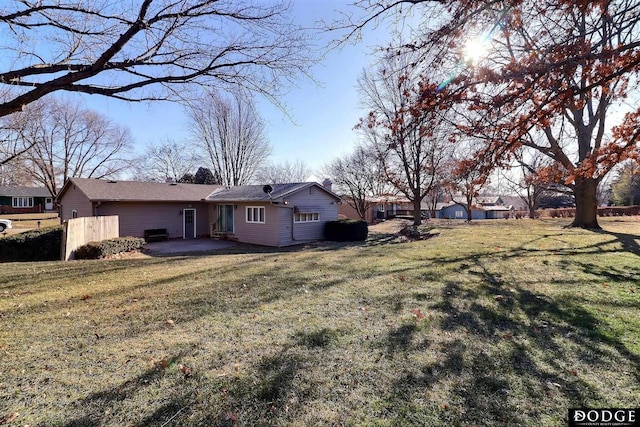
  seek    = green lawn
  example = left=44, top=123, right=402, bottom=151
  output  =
left=1, top=218, right=639, bottom=426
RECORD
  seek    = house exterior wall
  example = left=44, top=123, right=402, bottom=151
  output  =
left=96, top=201, right=210, bottom=238
left=1, top=196, right=51, bottom=214
left=338, top=201, right=375, bottom=223
left=287, top=187, right=338, bottom=242
left=221, top=203, right=282, bottom=247
left=208, top=187, right=339, bottom=247
left=439, top=205, right=487, bottom=220
left=58, top=185, right=93, bottom=221
left=486, top=209, right=511, bottom=219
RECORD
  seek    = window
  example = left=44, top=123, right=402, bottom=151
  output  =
left=455, top=210, right=464, bottom=218
left=12, top=197, right=34, bottom=208
left=72, top=210, right=78, bottom=219
left=378, top=204, right=385, bottom=212
left=294, top=212, right=319, bottom=223
left=246, top=206, right=265, bottom=223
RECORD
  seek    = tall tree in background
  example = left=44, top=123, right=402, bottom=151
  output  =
left=610, top=161, right=640, bottom=206
left=0, top=0, right=314, bottom=164
left=254, top=160, right=310, bottom=184
left=0, top=110, right=34, bottom=185
left=447, top=147, right=491, bottom=222
left=194, top=167, right=220, bottom=185
left=338, top=0, right=640, bottom=229
left=17, top=98, right=132, bottom=196
left=137, top=139, right=197, bottom=182
left=502, top=150, right=557, bottom=219
left=325, top=145, right=387, bottom=221
left=358, top=53, right=455, bottom=225
left=188, top=90, right=271, bottom=186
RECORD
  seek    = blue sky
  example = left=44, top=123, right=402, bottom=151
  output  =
left=78, top=1, right=399, bottom=180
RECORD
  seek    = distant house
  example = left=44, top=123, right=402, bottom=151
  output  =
left=435, top=196, right=514, bottom=220
left=0, top=187, right=55, bottom=214
left=206, top=182, right=341, bottom=247
left=339, top=194, right=413, bottom=223
left=56, top=178, right=341, bottom=247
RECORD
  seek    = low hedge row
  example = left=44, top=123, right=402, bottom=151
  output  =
left=324, top=219, right=368, bottom=242
left=0, top=226, right=63, bottom=262
left=74, top=237, right=146, bottom=260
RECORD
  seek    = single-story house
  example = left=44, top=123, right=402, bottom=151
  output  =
left=0, top=186, right=55, bottom=214
left=435, top=197, right=514, bottom=220
left=56, top=178, right=341, bottom=246
left=206, top=182, right=341, bottom=247
left=56, top=178, right=220, bottom=239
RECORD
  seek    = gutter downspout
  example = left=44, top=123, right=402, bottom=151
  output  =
left=272, top=202, right=302, bottom=243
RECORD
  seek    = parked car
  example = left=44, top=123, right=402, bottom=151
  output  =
left=0, top=218, right=12, bottom=232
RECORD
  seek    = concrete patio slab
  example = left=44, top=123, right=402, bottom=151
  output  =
left=143, top=238, right=237, bottom=254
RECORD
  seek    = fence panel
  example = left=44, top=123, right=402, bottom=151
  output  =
left=62, top=215, right=119, bottom=260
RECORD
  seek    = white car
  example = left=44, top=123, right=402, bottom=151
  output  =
left=0, top=219, right=12, bottom=232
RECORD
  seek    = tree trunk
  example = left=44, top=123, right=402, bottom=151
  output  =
left=570, top=177, right=600, bottom=229
left=413, top=199, right=422, bottom=226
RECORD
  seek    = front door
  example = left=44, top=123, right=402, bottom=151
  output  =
left=45, top=198, right=53, bottom=210
left=217, top=204, right=234, bottom=233
left=183, top=209, right=196, bottom=239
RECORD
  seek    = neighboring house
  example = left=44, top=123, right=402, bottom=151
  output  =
left=56, top=178, right=341, bottom=247
left=338, top=194, right=413, bottom=223
left=206, top=182, right=341, bottom=247
left=57, top=178, right=220, bottom=239
left=435, top=196, right=514, bottom=220
left=0, top=187, right=55, bottom=214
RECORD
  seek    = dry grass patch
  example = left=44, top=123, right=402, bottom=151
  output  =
left=1, top=218, right=639, bottom=426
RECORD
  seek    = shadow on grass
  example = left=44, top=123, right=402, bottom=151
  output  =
left=596, top=229, right=640, bottom=255
left=374, top=254, right=640, bottom=425
left=63, top=352, right=195, bottom=427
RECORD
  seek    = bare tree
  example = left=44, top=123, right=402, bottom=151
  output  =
left=17, top=98, right=132, bottom=196
left=500, top=150, right=552, bottom=219
left=0, top=0, right=314, bottom=166
left=188, top=89, right=271, bottom=186
left=447, top=150, right=491, bottom=222
left=254, top=160, right=311, bottom=184
left=0, top=1, right=314, bottom=118
left=136, top=138, right=198, bottom=182
left=358, top=53, right=454, bottom=225
left=325, top=145, right=388, bottom=221
left=338, top=0, right=640, bottom=229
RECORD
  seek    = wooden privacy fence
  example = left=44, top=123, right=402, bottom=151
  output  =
left=62, top=215, right=119, bottom=260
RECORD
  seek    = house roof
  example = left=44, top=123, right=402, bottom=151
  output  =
left=206, top=182, right=341, bottom=203
left=57, top=178, right=221, bottom=203
left=0, top=186, right=54, bottom=197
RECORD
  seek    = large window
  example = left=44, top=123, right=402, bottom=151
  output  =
left=12, top=197, right=34, bottom=208
left=294, top=212, right=319, bottom=223
left=246, top=206, right=265, bottom=223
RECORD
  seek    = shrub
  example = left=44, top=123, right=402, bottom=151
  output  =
left=0, top=226, right=63, bottom=262
left=324, top=219, right=368, bottom=242
left=74, top=236, right=146, bottom=260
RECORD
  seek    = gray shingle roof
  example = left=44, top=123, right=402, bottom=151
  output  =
left=206, top=182, right=340, bottom=202
left=58, top=178, right=221, bottom=202
left=0, top=187, right=54, bottom=197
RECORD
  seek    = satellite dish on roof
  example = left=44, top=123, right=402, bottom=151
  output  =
left=263, top=184, right=273, bottom=194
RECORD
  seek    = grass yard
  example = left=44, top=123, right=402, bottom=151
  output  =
left=0, top=213, right=60, bottom=232
left=1, top=218, right=639, bottom=426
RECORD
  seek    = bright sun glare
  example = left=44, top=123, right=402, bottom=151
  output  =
left=462, top=37, right=491, bottom=64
